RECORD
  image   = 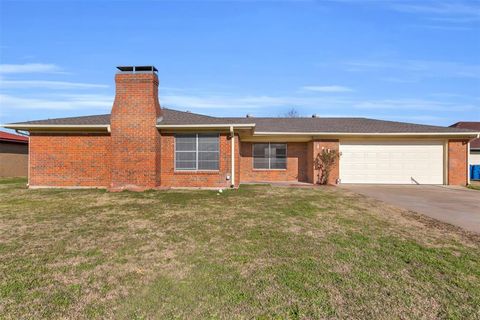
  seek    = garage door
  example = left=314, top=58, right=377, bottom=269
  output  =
left=339, top=140, right=444, bottom=184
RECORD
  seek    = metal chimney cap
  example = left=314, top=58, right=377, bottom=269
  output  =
left=116, top=66, right=158, bottom=73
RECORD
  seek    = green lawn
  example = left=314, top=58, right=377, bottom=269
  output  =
left=0, top=178, right=479, bottom=319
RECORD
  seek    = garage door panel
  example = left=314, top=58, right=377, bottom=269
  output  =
left=340, top=140, right=444, bottom=184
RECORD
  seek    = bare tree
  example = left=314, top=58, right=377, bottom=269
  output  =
left=284, top=108, right=300, bottom=118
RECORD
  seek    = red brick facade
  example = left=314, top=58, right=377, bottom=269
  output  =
left=448, top=139, right=469, bottom=186
left=24, top=70, right=471, bottom=189
left=27, top=134, right=471, bottom=188
left=159, top=133, right=239, bottom=188
left=239, top=142, right=308, bottom=183
left=307, top=140, right=340, bottom=185
left=110, top=72, right=162, bottom=190
left=29, top=133, right=111, bottom=187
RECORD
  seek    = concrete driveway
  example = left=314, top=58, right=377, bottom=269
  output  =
left=341, top=185, right=480, bottom=233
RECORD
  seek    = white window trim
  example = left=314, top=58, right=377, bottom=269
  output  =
left=174, top=133, right=220, bottom=172
left=252, top=142, right=287, bottom=170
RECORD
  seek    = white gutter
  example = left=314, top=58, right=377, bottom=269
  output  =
left=444, top=140, right=449, bottom=185
left=230, top=126, right=235, bottom=188
left=156, top=123, right=255, bottom=129
left=253, top=132, right=480, bottom=137
left=1, top=124, right=111, bottom=131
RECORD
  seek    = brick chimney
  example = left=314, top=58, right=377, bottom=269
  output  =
left=110, top=66, right=162, bottom=190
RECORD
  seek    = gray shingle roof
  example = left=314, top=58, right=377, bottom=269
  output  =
left=450, top=122, right=480, bottom=148
left=225, top=117, right=475, bottom=133
left=10, top=114, right=111, bottom=125
left=8, top=108, right=478, bottom=134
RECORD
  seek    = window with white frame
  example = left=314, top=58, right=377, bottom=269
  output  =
left=253, top=143, right=287, bottom=169
left=175, top=133, right=219, bottom=170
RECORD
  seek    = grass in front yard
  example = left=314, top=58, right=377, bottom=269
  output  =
left=0, top=178, right=479, bottom=319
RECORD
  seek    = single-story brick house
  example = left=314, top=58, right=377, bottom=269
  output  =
left=3, top=66, right=479, bottom=190
left=450, top=122, right=480, bottom=166
left=0, top=131, right=29, bottom=177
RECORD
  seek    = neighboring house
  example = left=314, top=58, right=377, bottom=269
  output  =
left=450, top=122, right=480, bottom=165
left=2, top=66, right=479, bottom=190
left=0, top=131, right=29, bottom=177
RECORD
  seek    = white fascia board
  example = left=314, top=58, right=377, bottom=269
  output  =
left=156, top=123, right=256, bottom=129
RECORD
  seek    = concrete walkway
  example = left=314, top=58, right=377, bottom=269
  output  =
left=341, top=185, right=480, bottom=233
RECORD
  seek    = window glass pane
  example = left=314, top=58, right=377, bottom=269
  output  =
left=176, top=134, right=196, bottom=151
left=270, top=144, right=286, bottom=158
left=270, top=158, right=287, bottom=169
left=176, top=161, right=197, bottom=170
left=198, top=134, right=219, bottom=152
left=198, top=134, right=219, bottom=170
left=176, top=152, right=196, bottom=161
left=253, top=143, right=287, bottom=169
left=270, top=144, right=287, bottom=169
left=176, top=134, right=196, bottom=170
left=253, top=158, right=269, bottom=169
left=198, top=150, right=219, bottom=170
left=176, top=133, right=219, bottom=170
left=253, top=143, right=269, bottom=158
left=198, top=160, right=219, bottom=170
left=253, top=143, right=269, bottom=169
left=198, top=151, right=218, bottom=161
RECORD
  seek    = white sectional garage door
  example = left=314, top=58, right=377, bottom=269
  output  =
left=339, top=140, right=444, bottom=184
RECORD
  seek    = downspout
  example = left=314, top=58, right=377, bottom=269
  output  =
left=230, top=126, right=235, bottom=188
left=444, top=140, right=449, bottom=185
left=467, top=141, right=471, bottom=185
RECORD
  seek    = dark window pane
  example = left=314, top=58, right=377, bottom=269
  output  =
left=270, top=158, right=287, bottom=169
left=253, top=143, right=269, bottom=169
left=175, top=133, right=219, bottom=170
left=254, top=143, right=287, bottom=169
left=270, top=144, right=286, bottom=158
left=253, top=158, right=269, bottom=169
left=198, top=160, right=219, bottom=170
left=175, top=134, right=197, bottom=170
left=176, top=134, right=196, bottom=151
left=198, top=134, right=219, bottom=152
left=198, top=151, right=218, bottom=161
left=176, top=161, right=196, bottom=170
left=253, top=143, right=269, bottom=158
left=176, top=152, right=196, bottom=161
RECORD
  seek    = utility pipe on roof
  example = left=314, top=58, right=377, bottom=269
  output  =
left=230, top=126, right=235, bottom=188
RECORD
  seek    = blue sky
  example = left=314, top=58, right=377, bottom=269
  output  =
left=1, top=0, right=479, bottom=129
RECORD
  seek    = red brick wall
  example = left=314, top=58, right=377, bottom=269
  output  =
left=29, top=133, right=111, bottom=187
left=239, top=142, right=308, bottom=183
left=110, top=72, right=162, bottom=190
left=308, top=140, right=339, bottom=185
left=159, top=133, right=239, bottom=188
left=306, top=141, right=314, bottom=183
left=448, top=139, right=468, bottom=186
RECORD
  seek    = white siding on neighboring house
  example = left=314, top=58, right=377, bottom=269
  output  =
left=470, top=151, right=480, bottom=165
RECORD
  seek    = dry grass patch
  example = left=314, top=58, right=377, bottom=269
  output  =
left=0, top=178, right=479, bottom=319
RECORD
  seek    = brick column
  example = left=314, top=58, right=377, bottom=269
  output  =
left=110, top=72, right=162, bottom=190
left=307, top=139, right=339, bottom=185
left=448, top=139, right=468, bottom=186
